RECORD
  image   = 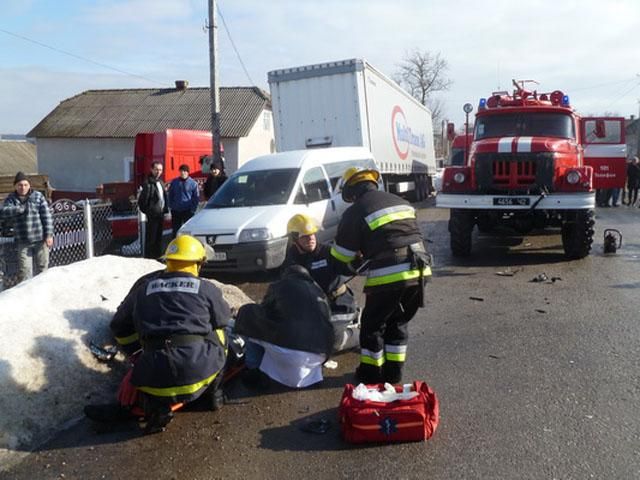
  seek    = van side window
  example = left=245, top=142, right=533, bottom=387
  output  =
left=294, top=167, right=331, bottom=204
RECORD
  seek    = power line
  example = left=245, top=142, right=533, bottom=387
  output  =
left=0, top=28, right=167, bottom=86
left=215, top=3, right=256, bottom=86
left=602, top=78, right=640, bottom=111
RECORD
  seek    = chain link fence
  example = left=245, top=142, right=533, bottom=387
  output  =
left=1, top=199, right=114, bottom=289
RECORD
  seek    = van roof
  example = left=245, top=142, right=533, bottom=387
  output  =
left=238, top=147, right=373, bottom=172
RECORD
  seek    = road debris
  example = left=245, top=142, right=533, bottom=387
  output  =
left=495, top=267, right=521, bottom=277
left=299, top=418, right=331, bottom=434
left=469, top=296, right=484, bottom=302
left=535, top=309, right=547, bottom=314
left=530, top=273, right=549, bottom=283
left=88, top=342, right=117, bottom=362
left=323, top=360, right=338, bottom=369
left=488, top=354, right=502, bottom=359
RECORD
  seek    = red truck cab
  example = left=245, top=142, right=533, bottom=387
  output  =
left=437, top=81, right=626, bottom=259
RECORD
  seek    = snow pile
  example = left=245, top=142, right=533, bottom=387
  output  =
left=0, top=255, right=252, bottom=467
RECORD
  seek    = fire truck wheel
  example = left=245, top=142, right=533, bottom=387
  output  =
left=449, top=209, right=474, bottom=256
left=561, top=209, right=594, bottom=259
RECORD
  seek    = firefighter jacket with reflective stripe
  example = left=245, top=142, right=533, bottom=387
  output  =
left=110, top=270, right=230, bottom=402
left=330, top=189, right=429, bottom=292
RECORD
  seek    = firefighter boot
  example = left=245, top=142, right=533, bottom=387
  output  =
left=382, top=361, right=403, bottom=384
left=355, top=363, right=383, bottom=384
left=142, top=406, right=174, bottom=435
left=200, top=385, right=225, bottom=411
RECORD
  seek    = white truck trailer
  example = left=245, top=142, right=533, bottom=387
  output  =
left=268, top=58, right=436, bottom=201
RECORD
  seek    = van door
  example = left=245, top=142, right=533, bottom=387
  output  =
left=582, top=117, right=627, bottom=189
left=292, top=167, right=335, bottom=242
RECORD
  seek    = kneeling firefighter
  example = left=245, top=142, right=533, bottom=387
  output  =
left=85, top=235, right=230, bottom=434
left=330, top=167, right=432, bottom=384
left=283, top=213, right=359, bottom=352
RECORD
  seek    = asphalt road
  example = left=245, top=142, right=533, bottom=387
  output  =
left=3, top=201, right=639, bottom=480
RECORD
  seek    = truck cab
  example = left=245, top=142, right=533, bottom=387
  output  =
left=436, top=81, right=626, bottom=259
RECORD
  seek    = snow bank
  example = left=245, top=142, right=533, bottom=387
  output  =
left=0, top=255, right=252, bottom=468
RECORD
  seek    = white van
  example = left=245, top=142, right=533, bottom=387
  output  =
left=178, top=147, right=377, bottom=272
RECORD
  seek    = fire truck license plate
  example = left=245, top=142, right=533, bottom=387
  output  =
left=493, top=197, right=530, bottom=206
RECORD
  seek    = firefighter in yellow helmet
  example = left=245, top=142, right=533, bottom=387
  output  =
left=283, top=214, right=359, bottom=352
left=85, top=235, right=231, bottom=434
left=330, top=167, right=431, bottom=384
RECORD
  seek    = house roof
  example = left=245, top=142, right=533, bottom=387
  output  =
left=27, top=86, right=271, bottom=139
left=0, top=141, right=37, bottom=175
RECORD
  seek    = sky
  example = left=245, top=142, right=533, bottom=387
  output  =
left=0, top=254, right=251, bottom=466
left=1, top=0, right=640, bottom=135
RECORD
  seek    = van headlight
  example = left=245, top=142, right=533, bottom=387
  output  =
left=239, top=228, right=271, bottom=242
left=566, top=170, right=581, bottom=185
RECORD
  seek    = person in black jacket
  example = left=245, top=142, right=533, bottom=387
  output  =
left=84, top=235, right=230, bottom=434
left=234, top=265, right=334, bottom=388
left=626, top=156, right=640, bottom=206
left=330, top=167, right=432, bottom=384
left=283, top=213, right=359, bottom=352
left=137, top=162, right=168, bottom=258
left=203, top=162, right=228, bottom=201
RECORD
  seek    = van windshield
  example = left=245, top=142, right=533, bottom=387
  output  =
left=205, top=168, right=299, bottom=208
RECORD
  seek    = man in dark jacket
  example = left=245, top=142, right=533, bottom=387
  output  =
left=234, top=265, right=334, bottom=388
left=203, top=162, right=227, bottom=201
left=330, top=167, right=431, bottom=384
left=137, top=161, right=168, bottom=259
left=168, top=164, right=200, bottom=237
left=85, top=235, right=230, bottom=434
left=0, top=172, right=53, bottom=283
left=283, top=213, right=359, bottom=352
left=626, top=156, right=640, bottom=206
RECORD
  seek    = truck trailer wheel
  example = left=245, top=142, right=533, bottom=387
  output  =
left=449, top=209, right=475, bottom=257
left=561, top=209, right=594, bottom=259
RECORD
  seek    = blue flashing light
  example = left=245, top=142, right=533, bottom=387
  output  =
left=479, top=98, right=487, bottom=109
left=562, top=95, right=570, bottom=106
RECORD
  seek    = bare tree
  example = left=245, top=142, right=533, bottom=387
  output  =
left=395, top=49, right=452, bottom=109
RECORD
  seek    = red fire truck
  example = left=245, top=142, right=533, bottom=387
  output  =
left=436, top=80, right=626, bottom=259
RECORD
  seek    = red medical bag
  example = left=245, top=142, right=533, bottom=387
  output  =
left=338, top=381, right=439, bottom=444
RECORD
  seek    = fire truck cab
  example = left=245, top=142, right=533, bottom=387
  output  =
left=436, top=80, right=626, bottom=259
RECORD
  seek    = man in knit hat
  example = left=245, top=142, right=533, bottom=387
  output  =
left=0, top=172, right=53, bottom=283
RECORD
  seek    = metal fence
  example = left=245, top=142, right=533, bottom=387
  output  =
left=0, top=199, right=113, bottom=289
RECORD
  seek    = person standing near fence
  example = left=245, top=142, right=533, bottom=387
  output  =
left=168, top=164, right=200, bottom=238
left=0, top=172, right=53, bottom=283
left=138, top=162, right=168, bottom=259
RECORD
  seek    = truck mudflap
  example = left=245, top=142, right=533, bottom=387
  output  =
left=436, top=192, right=595, bottom=210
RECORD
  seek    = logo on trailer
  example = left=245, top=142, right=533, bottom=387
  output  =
left=391, top=105, right=426, bottom=161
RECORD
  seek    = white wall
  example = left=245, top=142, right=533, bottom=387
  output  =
left=220, top=138, right=240, bottom=174
left=237, top=109, right=276, bottom=170
left=36, top=137, right=134, bottom=192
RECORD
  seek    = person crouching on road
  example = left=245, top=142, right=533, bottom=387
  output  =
left=84, top=235, right=230, bottom=434
left=168, top=164, right=200, bottom=238
left=0, top=172, right=53, bottom=284
left=283, top=213, right=359, bottom=352
left=234, top=265, right=335, bottom=389
left=330, top=167, right=432, bottom=385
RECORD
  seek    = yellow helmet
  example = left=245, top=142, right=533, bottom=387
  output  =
left=163, top=235, right=206, bottom=262
left=287, top=213, right=319, bottom=236
left=340, top=166, right=380, bottom=202
left=342, top=166, right=380, bottom=187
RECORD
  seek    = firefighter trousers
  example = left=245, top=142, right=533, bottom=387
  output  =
left=359, top=285, right=422, bottom=373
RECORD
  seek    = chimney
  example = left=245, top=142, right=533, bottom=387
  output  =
left=175, top=80, right=189, bottom=91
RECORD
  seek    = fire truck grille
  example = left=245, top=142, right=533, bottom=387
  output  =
left=475, top=153, right=555, bottom=193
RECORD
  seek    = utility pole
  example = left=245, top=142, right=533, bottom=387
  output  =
left=208, top=0, right=223, bottom=166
